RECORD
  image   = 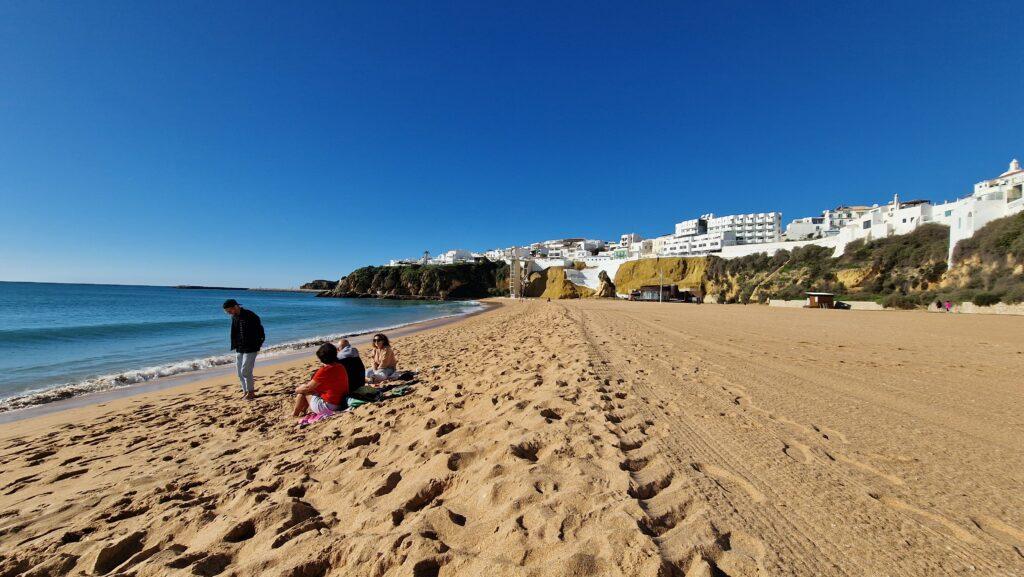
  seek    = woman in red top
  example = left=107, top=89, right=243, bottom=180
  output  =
left=293, top=343, right=350, bottom=416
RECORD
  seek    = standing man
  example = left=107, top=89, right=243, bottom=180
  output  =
left=223, top=299, right=265, bottom=400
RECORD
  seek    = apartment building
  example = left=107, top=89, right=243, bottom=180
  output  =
left=706, top=212, right=782, bottom=245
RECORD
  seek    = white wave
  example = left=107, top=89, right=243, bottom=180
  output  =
left=0, top=302, right=483, bottom=413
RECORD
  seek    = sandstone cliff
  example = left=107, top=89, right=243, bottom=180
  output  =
left=523, top=267, right=595, bottom=299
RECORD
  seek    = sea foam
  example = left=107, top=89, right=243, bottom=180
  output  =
left=0, top=303, right=482, bottom=413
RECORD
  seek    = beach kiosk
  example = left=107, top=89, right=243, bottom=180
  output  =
left=805, top=292, right=835, bottom=309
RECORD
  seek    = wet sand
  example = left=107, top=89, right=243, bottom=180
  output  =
left=1, top=300, right=1022, bottom=576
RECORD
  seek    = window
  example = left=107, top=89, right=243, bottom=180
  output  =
left=862, top=221, right=871, bottom=230
left=944, top=210, right=952, bottom=217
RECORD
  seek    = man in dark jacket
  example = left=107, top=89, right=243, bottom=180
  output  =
left=337, top=338, right=366, bottom=392
left=223, top=299, right=265, bottom=400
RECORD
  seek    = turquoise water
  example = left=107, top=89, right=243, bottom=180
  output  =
left=0, top=282, right=479, bottom=411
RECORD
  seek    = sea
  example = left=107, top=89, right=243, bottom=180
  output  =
left=0, top=282, right=481, bottom=412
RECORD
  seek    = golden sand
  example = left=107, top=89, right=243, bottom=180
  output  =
left=1, top=300, right=1023, bottom=576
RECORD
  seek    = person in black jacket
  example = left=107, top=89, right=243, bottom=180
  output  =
left=336, top=338, right=366, bottom=392
left=223, top=299, right=265, bottom=400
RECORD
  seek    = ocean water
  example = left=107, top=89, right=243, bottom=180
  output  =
left=0, top=282, right=480, bottom=411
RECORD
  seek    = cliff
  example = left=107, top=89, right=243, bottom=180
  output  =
left=613, top=258, right=711, bottom=295
left=696, top=223, right=951, bottom=304
left=300, top=279, right=338, bottom=291
left=320, top=261, right=508, bottom=300
left=943, top=211, right=1024, bottom=305
left=523, top=267, right=595, bottom=299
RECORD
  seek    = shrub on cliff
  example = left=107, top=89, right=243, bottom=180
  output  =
left=952, top=212, right=1024, bottom=264
left=1003, top=285, right=1024, bottom=304
left=326, top=261, right=508, bottom=299
left=972, top=292, right=1001, bottom=307
left=882, top=292, right=920, bottom=309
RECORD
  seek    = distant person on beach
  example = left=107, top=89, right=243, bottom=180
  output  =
left=223, top=299, right=265, bottom=400
left=944, top=300, right=953, bottom=313
left=293, top=343, right=348, bottom=416
left=365, top=333, right=397, bottom=383
left=337, top=338, right=366, bottom=391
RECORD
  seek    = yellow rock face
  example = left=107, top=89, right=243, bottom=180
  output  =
left=835, top=267, right=871, bottom=289
left=613, top=257, right=710, bottom=294
left=524, top=267, right=595, bottom=299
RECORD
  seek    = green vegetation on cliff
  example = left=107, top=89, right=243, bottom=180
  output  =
left=704, top=223, right=951, bottom=304
left=322, top=261, right=508, bottom=300
left=945, top=212, right=1024, bottom=304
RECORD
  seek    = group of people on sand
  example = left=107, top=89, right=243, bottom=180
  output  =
left=222, top=299, right=400, bottom=416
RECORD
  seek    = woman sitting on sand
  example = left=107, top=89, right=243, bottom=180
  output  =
left=365, top=333, right=397, bottom=383
left=293, top=343, right=349, bottom=417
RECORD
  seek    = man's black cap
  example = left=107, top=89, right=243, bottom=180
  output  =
left=222, top=299, right=240, bottom=309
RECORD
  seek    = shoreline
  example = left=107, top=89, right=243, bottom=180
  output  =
left=0, top=301, right=498, bottom=426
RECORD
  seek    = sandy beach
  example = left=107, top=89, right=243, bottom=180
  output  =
left=1, top=300, right=1022, bottom=576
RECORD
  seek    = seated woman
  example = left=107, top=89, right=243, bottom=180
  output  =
left=293, top=343, right=349, bottom=417
left=365, top=333, right=397, bottom=383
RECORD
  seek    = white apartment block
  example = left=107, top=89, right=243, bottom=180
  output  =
left=619, top=233, right=642, bottom=248
left=657, top=231, right=737, bottom=256
left=674, top=214, right=713, bottom=237
left=706, top=212, right=782, bottom=245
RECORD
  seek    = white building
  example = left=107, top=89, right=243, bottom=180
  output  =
left=434, top=249, right=474, bottom=264
left=484, top=246, right=531, bottom=261
left=827, top=159, right=1024, bottom=262
left=674, top=214, right=712, bottom=237
left=706, top=212, right=782, bottom=245
left=614, top=232, right=638, bottom=245
left=785, top=206, right=872, bottom=240
left=658, top=231, right=737, bottom=256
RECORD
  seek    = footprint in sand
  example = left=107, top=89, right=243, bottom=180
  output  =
left=692, top=463, right=766, bottom=504
left=782, top=440, right=814, bottom=464
left=811, top=423, right=848, bottom=444
left=824, top=451, right=903, bottom=486
left=768, top=414, right=813, bottom=436
left=627, top=464, right=674, bottom=501
left=617, top=432, right=645, bottom=452
left=869, top=492, right=978, bottom=544
left=970, top=515, right=1024, bottom=557
left=636, top=496, right=695, bottom=537
left=709, top=530, right=768, bottom=577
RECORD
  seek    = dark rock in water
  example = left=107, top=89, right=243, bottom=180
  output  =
left=319, top=261, right=509, bottom=300
left=300, top=279, right=339, bottom=291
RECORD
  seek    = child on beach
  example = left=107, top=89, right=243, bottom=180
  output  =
left=365, top=333, right=397, bottom=383
left=293, top=343, right=349, bottom=417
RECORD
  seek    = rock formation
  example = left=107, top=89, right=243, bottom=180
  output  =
left=593, top=270, right=617, bottom=298
left=300, top=279, right=338, bottom=291
left=319, top=261, right=508, bottom=300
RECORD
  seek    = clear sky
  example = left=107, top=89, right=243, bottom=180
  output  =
left=1, top=1, right=1021, bottom=287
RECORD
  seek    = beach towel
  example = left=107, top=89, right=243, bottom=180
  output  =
left=346, top=385, right=414, bottom=409
left=298, top=409, right=340, bottom=427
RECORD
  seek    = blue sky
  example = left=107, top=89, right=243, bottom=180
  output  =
left=1, top=1, right=1021, bottom=287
